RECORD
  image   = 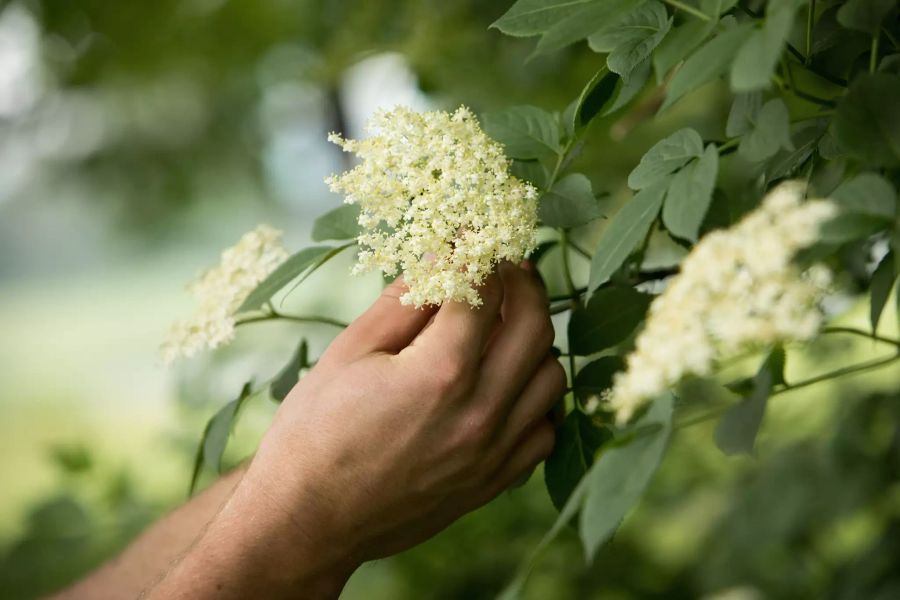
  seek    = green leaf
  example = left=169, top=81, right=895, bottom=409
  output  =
left=570, top=67, right=620, bottom=132
left=651, top=10, right=718, bottom=83
left=837, top=0, right=896, bottom=34
left=587, top=1, right=672, bottom=79
left=627, top=128, right=704, bottom=190
left=870, top=250, right=897, bottom=336
left=238, top=245, right=345, bottom=313
left=527, top=240, right=558, bottom=265
left=714, top=348, right=784, bottom=456
left=725, top=92, right=763, bottom=137
left=833, top=73, right=900, bottom=168
left=271, top=340, right=309, bottom=402
left=765, top=120, right=826, bottom=183
left=660, top=23, right=754, bottom=111
left=511, top=159, right=551, bottom=190
left=544, top=411, right=612, bottom=511
left=730, top=3, right=799, bottom=92
left=589, top=181, right=666, bottom=290
left=190, top=381, right=254, bottom=494
left=738, top=98, right=794, bottom=162
left=831, top=172, right=897, bottom=219
left=569, top=286, right=652, bottom=355
left=662, top=144, right=719, bottom=242
left=491, top=0, right=594, bottom=37
left=482, top=105, right=561, bottom=160
left=311, top=204, right=361, bottom=242
left=574, top=356, right=626, bottom=402
left=579, top=393, right=673, bottom=560
left=605, top=60, right=651, bottom=114
left=539, top=173, right=604, bottom=228
left=532, top=0, right=648, bottom=56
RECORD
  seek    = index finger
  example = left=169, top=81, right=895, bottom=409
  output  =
left=407, top=270, right=504, bottom=363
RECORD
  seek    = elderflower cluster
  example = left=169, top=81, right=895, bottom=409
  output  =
left=161, top=225, right=288, bottom=364
left=607, top=182, right=836, bottom=424
left=325, top=106, right=538, bottom=307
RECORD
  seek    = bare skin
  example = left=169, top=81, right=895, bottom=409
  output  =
left=58, top=261, right=565, bottom=599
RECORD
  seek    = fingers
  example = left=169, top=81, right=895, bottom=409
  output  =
left=327, top=278, right=438, bottom=360
left=499, top=354, right=566, bottom=451
left=481, top=420, right=556, bottom=504
left=477, top=262, right=555, bottom=411
left=410, top=271, right=504, bottom=363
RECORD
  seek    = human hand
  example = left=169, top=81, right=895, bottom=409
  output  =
left=152, top=261, right=564, bottom=599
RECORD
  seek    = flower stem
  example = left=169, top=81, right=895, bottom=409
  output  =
left=820, top=326, right=900, bottom=348
left=663, top=0, right=711, bottom=21
left=235, top=312, right=348, bottom=329
left=870, top=32, right=880, bottom=73
left=772, top=352, right=900, bottom=396
left=805, top=0, right=815, bottom=66
left=675, top=350, right=900, bottom=431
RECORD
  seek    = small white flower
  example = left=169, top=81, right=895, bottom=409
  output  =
left=161, top=225, right=288, bottom=364
left=326, top=106, right=538, bottom=307
left=607, top=182, right=836, bottom=424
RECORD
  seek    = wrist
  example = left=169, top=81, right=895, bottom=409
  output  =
left=218, top=457, right=359, bottom=599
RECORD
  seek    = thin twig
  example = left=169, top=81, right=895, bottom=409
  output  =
left=663, top=0, right=712, bottom=21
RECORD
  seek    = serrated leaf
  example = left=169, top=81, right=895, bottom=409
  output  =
left=238, top=245, right=345, bottom=313
left=569, top=286, right=652, bottom=355
left=491, top=0, right=594, bottom=37
left=579, top=393, right=673, bottom=560
left=545, top=411, right=612, bottom=511
left=715, top=348, right=784, bottom=456
left=628, top=128, right=704, bottom=190
left=271, top=340, right=309, bottom=402
left=570, top=67, right=620, bottom=132
left=738, top=98, right=794, bottom=162
left=652, top=14, right=718, bottom=83
left=662, top=144, right=719, bottom=242
left=605, top=60, right=652, bottom=114
left=511, top=158, right=551, bottom=190
left=532, top=0, right=647, bottom=56
left=539, top=173, right=604, bottom=228
left=833, top=73, right=900, bottom=168
left=588, top=1, right=672, bottom=79
left=660, top=23, right=754, bottom=111
left=837, top=0, right=896, bottom=33
left=574, top=356, right=626, bottom=402
left=730, top=3, right=799, bottom=92
left=589, top=181, right=666, bottom=290
left=311, top=204, right=361, bottom=242
left=482, top=105, right=561, bottom=160
left=870, top=250, right=897, bottom=335
left=190, top=381, right=254, bottom=494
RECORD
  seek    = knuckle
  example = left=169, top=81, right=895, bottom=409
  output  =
left=464, top=411, right=495, bottom=447
left=430, top=356, right=473, bottom=393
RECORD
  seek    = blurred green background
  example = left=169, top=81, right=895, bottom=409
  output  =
left=1, top=0, right=898, bottom=598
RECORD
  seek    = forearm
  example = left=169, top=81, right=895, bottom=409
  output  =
left=52, top=465, right=247, bottom=600
left=143, top=455, right=358, bottom=600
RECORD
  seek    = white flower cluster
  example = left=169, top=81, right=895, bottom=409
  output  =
left=325, top=106, right=538, bottom=307
left=607, top=182, right=836, bottom=424
left=161, top=225, right=288, bottom=364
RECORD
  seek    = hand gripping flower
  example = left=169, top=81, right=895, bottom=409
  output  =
left=606, top=182, right=836, bottom=424
left=326, top=105, right=538, bottom=307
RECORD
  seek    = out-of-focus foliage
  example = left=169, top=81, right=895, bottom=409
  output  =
left=2, top=0, right=900, bottom=598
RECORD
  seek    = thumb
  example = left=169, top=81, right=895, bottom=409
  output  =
left=327, top=277, right=438, bottom=360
